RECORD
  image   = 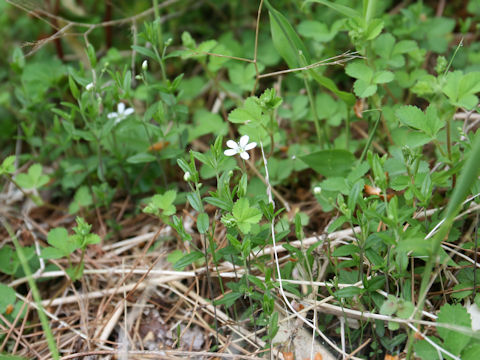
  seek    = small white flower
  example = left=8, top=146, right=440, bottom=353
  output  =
left=184, top=171, right=191, bottom=181
left=85, top=82, right=94, bottom=91
left=313, top=186, right=322, bottom=195
left=107, top=103, right=134, bottom=125
left=142, top=60, right=148, bottom=71
left=224, top=135, right=257, bottom=160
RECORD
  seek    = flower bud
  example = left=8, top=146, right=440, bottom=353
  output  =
left=86, top=82, right=94, bottom=91
left=142, top=60, right=148, bottom=71
left=184, top=171, right=191, bottom=181
left=313, top=186, right=322, bottom=195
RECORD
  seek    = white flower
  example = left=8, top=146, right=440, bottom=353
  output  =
left=85, top=82, right=94, bottom=91
left=142, top=60, right=148, bottom=71
left=313, top=186, right=322, bottom=195
left=466, top=301, right=480, bottom=331
left=224, top=135, right=257, bottom=160
left=184, top=171, right=191, bottom=181
left=107, top=103, right=134, bottom=125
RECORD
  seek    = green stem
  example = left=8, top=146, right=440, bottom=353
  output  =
left=358, top=112, right=381, bottom=163
left=1, top=218, right=60, bottom=360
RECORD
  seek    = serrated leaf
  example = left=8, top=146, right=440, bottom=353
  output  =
left=1, top=155, right=16, bottom=174
left=228, top=97, right=262, bottom=124
left=232, top=198, right=262, bottom=234
left=345, top=61, right=373, bottom=82
left=353, top=79, right=377, bottom=98
left=395, top=105, right=425, bottom=130
left=380, top=296, right=398, bottom=316
left=47, top=227, right=79, bottom=256
left=396, top=300, right=415, bottom=318
left=437, top=303, right=472, bottom=355
left=373, top=71, right=394, bottom=84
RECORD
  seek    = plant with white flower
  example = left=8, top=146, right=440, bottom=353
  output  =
left=313, top=186, right=322, bottom=195
left=142, top=60, right=148, bottom=71
left=107, top=103, right=134, bottom=125
left=85, top=82, right=94, bottom=91
left=224, top=135, right=257, bottom=160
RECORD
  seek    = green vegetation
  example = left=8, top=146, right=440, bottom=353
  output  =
left=1, top=1, right=480, bottom=359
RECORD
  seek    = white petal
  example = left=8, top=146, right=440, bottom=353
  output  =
left=226, top=140, right=238, bottom=149
left=224, top=149, right=238, bottom=156
left=244, top=142, right=257, bottom=151
left=107, top=112, right=117, bottom=119
left=117, top=102, right=126, bottom=113
left=240, top=151, right=250, bottom=160
left=239, top=135, right=249, bottom=147
left=124, top=107, right=134, bottom=116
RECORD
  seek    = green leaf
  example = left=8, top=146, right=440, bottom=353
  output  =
left=155, top=190, right=177, bottom=216
left=308, top=70, right=356, bottom=105
left=395, top=105, right=425, bottom=130
left=414, top=338, right=442, bottom=360
left=228, top=97, right=262, bottom=124
left=396, top=300, right=415, bottom=319
left=332, top=244, right=359, bottom=257
left=126, top=152, right=156, bottom=164
left=353, top=79, right=377, bottom=98
left=83, top=234, right=101, bottom=246
left=437, top=303, right=472, bottom=355
left=345, top=61, right=373, bottom=82
left=232, top=198, right=262, bottom=234
left=173, top=251, right=204, bottom=270
left=15, top=164, right=49, bottom=189
left=462, top=344, right=480, bottom=360
left=365, top=19, right=384, bottom=41
left=300, top=149, right=355, bottom=177
left=304, top=0, right=361, bottom=19
left=0, top=283, right=16, bottom=314
left=197, top=212, right=209, bottom=234
left=131, top=45, right=157, bottom=60
left=40, top=247, right=64, bottom=260
left=68, top=75, right=79, bottom=99
left=204, top=196, right=232, bottom=211
left=0, top=247, right=19, bottom=275
left=373, top=71, right=394, bottom=84
left=69, top=186, right=93, bottom=214
left=214, top=291, right=242, bottom=306
left=187, top=192, right=203, bottom=213
left=380, top=296, right=398, bottom=316
left=0, top=155, right=16, bottom=175
left=47, top=227, right=79, bottom=256
left=264, top=0, right=310, bottom=69
left=334, top=286, right=363, bottom=298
